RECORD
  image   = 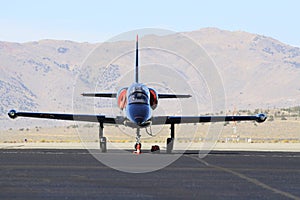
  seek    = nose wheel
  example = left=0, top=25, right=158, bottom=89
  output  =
left=133, top=128, right=142, bottom=154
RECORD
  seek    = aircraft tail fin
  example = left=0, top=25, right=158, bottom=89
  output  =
left=135, top=34, right=139, bottom=83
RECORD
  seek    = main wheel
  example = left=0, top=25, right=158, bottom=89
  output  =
left=100, top=137, right=107, bottom=153
left=166, top=138, right=174, bottom=154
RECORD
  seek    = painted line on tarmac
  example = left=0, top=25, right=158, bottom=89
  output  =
left=187, top=155, right=300, bottom=200
left=0, top=144, right=25, bottom=149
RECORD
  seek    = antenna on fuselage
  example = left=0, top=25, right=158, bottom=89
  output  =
left=135, top=34, right=139, bottom=83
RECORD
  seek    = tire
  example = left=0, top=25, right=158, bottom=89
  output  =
left=166, top=138, right=174, bottom=154
left=100, top=137, right=107, bottom=153
left=134, top=142, right=142, bottom=150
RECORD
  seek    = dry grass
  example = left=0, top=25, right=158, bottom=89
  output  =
left=1, top=117, right=299, bottom=144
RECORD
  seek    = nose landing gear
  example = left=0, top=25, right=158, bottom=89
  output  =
left=133, top=128, right=142, bottom=154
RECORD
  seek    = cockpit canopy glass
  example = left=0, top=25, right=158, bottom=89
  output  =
left=128, top=84, right=149, bottom=104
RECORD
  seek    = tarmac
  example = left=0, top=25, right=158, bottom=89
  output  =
left=0, top=148, right=299, bottom=199
left=1, top=142, right=300, bottom=152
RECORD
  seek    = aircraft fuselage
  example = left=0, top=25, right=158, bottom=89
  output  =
left=122, top=83, right=153, bottom=127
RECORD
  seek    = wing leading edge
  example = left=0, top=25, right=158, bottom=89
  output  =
left=7, top=110, right=124, bottom=124
left=152, top=114, right=267, bottom=125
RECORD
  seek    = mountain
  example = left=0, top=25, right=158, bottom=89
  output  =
left=187, top=28, right=300, bottom=108
left=1, top=28, right=300, bottom=128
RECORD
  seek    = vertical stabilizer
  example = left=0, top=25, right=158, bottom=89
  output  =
left=135, top=34, right=139, bottom=83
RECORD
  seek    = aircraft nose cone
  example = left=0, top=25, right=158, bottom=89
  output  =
left=134, top=116, right=146, bottom=125
left=127, top=104, right=151, bottom=126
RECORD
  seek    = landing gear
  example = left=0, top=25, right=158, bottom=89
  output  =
left=100, top=137, right=107, bottom=153
left=166, top=123, right=175, bottom=154
left=134, top=142, right=142, bottom=150
left=133, top=128, right=142, bottom=154
left=99, top=123, right=107, bottom=153
left=134, top=142, right=142, bottom=154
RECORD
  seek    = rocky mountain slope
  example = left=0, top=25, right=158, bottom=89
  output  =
left=1, top=28, right=300, bottom=128
left=187, top=28, right=300, bottom=108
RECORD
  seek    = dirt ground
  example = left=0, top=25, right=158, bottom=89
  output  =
left=1, top=117, right=299, bottom=144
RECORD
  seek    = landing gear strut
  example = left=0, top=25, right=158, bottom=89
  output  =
left=99, top=123, right=107, bottom=153
left=166, top=123, right=175, bottom=154
left=134, top=128, right=142, bottom=154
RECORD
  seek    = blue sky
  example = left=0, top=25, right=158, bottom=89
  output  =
left=0, top=0, right=299, bottom=46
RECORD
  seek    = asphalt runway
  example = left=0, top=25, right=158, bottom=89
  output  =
left=0, top=149, right=299, bottom=200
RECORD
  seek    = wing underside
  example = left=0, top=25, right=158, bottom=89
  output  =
left=8, top=110, right=124, bottom=124
left=8, top=110, right=267, bottom=125
left=152, top=114, right=267, bottom=125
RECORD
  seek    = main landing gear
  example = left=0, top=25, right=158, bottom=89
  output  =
left=166, top=123, right=175, bottom=154
left=99, top=123, right=107, bottom=153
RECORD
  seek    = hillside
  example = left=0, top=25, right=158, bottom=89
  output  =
left=187, top=28, right=300, bottom=108
left=1, top=28, right=300, bottom=128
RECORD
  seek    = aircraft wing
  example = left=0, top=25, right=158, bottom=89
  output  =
left=7, top=110, right=124, bottom=124
left=81, top=93, right=117, bottom=98
left=151, top=114, right=267, bottom=125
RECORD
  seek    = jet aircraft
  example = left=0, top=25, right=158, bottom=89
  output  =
left=8, top=35, right=267, bottom=153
